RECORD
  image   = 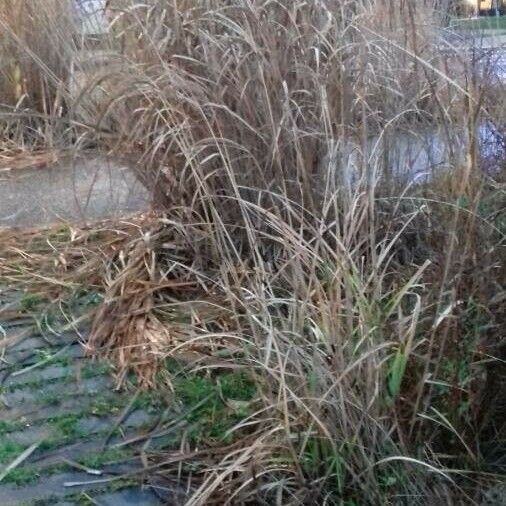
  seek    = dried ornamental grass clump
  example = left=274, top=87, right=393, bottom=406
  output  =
left=77, top=1, right=506, bottom=504
left=0, top=0, right=504, bottom=504
left=0, top=0, right=77, bottom=110
left=85, top=0, right=476, bottom=212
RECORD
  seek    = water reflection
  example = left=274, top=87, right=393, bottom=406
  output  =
left=338, top=121, right=504, bottom=186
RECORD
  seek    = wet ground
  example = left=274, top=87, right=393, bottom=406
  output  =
left=0, top=157, right=150, bottom=228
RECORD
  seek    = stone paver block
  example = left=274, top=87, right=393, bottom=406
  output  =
left=4, top=364, right=77, bottom=388
left=92, top=488, right=163, bottom=505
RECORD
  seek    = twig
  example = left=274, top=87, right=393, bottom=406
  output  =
left=60, top=458, right=103, bottom=476
left=113, top=394, right=213, bottom=449
left=11, top=344, right=72, bottom=377
left=102, top=387, right=141, bottom=449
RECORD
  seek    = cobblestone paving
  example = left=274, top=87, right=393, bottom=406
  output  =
left=0, top=286, right=168, bottom=506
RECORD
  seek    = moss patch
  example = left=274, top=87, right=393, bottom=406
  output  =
left=0, top=439, right=27, bottom=464
left=173, top=369, right=256, bottom=444
left=0, top=465, right=40, bottom=485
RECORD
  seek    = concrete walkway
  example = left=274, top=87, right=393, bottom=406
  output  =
left=0, top=157, right=150, bottom=228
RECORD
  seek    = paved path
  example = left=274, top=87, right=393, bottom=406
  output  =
left=0, top=285, right=175, bottom=505
left=0, top=157, right=150, bottom=228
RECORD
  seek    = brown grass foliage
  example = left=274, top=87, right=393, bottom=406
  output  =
left=82, top=2, right=505, bottom=503
left=92, top=0, right=470, bottom=204
left=0, top=0, right=81, bottom=150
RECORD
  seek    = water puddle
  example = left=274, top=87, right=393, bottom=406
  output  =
left=490, top=49, right=506, bottom=80
left=336, top=120, right=504, bottom=186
